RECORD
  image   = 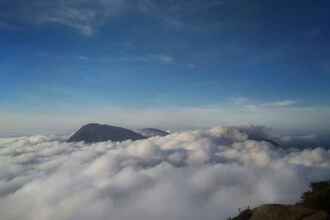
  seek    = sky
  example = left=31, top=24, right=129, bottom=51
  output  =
left=1, top=0, right=330, bottom=135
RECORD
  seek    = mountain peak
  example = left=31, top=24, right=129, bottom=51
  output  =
left=68, top=123, right=146, bottom=143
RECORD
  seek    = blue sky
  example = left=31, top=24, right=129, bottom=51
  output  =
left=1, top=0, right=330, bottom=135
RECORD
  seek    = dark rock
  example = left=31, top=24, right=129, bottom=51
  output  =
left=231, top=209, right=253, bottom=220
left=68, top=123, right=146, bottom=143
left=299, top=181, right=330, bottom=214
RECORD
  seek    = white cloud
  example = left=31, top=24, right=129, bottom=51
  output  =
left=262, top=100, right=298, bottom=107
left=0, top=126, right=329, bottom=220
left=230, top=97, right=250, bottom=105
left=230, top=97, right=298, bottom=109
left=100, top=53, right=175, bottom=64
left=153, top=54, right=174, bottom=64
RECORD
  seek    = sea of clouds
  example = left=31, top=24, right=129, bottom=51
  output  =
left=0, top=126, right=330, bottom=220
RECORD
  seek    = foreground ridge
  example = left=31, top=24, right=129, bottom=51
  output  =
left=231, top=181, right=330, bottom=220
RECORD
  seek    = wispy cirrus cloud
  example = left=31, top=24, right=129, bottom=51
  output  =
left=152, top=54, right=175, bottom=64
left=0, top=0, right=227, bottom=35
left=91, top=53, right=175, bottom=64
left=262, top=100, right=298, bottom=107
left=244, top=100, right=298, bottom=111
left=137, top=0, right=226, bottom=30
left=0, top=0, right=127, bottom=35
left=230, top=97, right=298, bottom=109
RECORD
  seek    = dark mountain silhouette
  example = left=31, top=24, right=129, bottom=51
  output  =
left=68, top=123, right=146, bottom=143
left=136, top=128, right=169, bottom=137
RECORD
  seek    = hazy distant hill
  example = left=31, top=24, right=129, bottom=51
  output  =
left=136, top=128, right=169, bottom=138
left=68, top=123, right=146, bottom=143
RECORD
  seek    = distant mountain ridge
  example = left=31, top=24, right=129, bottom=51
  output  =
left=67, top=123, right=145, bottom=143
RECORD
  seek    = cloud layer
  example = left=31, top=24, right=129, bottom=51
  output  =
left=0, top=126, right=330, bottom=220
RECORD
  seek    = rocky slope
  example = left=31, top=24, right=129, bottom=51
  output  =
left=231, top=181, right=330, bottom=220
